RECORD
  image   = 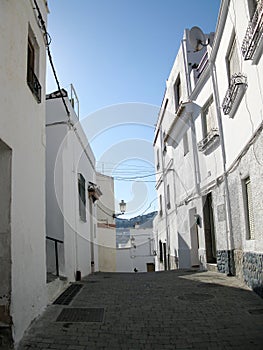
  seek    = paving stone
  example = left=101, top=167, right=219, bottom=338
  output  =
left=17, top=270, right=263, bottom=350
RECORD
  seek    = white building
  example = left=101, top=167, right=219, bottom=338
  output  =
left=116, top=222, right=156, bottom=273
left=0, top=0, right=49, bottom=345
left=96, top=172, right=117, bottom=272
left=154, top=0, right=263, bottom=297
left=46, top=87, right=100, bottom=290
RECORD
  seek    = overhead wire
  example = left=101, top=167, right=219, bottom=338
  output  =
left=33, top=0, right=70, bottom=117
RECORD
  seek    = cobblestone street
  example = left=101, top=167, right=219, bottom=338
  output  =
left=17, top=270, right=263, bottom=350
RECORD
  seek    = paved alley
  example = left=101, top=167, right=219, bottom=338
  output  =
left=17, top=270, right=263, bottom=350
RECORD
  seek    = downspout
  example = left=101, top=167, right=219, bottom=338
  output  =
left=182, top=36, right=201, bottom=195
left=210, top=61, right=233, bottom=276
left=160, top=125, right=170, bottom=270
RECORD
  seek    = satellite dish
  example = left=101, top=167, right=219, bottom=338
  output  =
left=189, top=26, right=208, bottom=52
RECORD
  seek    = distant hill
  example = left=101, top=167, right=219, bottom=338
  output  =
left=116, top=211, right=157, bottom=229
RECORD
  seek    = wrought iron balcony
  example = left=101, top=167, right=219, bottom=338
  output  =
left=222, top=73, right=247, bottom=117
left=241, top=0, right=263, bottom=60
left=27, top=67, right=41, bottom=103
left=198, top=128, right=219, bottom=153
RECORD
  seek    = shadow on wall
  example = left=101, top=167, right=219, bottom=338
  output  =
left=178, top=233, right=191, bottom=268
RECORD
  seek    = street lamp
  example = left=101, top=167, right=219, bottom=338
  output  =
left=113, top=200, right=126, bottom=218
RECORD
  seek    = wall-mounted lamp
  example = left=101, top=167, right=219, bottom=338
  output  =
left=113, top=200, right=126, bottom=218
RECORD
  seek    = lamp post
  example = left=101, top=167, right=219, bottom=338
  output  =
left=113, top=199, right=126, bottom=218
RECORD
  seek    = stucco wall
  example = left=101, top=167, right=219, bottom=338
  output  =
left=46, top=95, right=97, bottom=281
left=0, top=0, right=48, bottom=343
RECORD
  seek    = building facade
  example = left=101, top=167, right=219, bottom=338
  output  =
left=116, top=222, right=156, bottom=273
left=154, top=0, right=263, bottom=296
left=46, top=87, right=100, bottom=289
left=0, top=0, right=49, bottom=345
left=96, top=172, right=117, bottom=272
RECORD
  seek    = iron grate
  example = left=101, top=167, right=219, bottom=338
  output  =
left=53, top=284, right=83, bottom=305
left=56, top=308, right=105, bottom=323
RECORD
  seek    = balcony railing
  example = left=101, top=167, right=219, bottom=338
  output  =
left=27, top=67, right=41, bottom=103
left=46, top=236, right=63, bottom=277
left=241, top=0, right=263, bottom=60
left=198, top=128, right=219, bottom=153
left=222, top=73, right=247, bottom=117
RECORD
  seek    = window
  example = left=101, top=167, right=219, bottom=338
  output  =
left=156, top=149, right=160, bottom=170
left=78, top=173, right=86, bottom=221
left=183, top=132, right=189, bottom=155
left=167, top=184, right=171, bottom=210
left=159, top=240, right=163, bottom=262
left=227, top=36, right=240, bottom=83
left=202, top=98, right=216, bottom=138
left=159, top=194, right=163, bottom=216
left=247, top=0, right=258, bottom=20
left=174, top=75, right=181, bottom=112
left=27, top=26, right=41, bottom=103
left=243, top=177, right=255, bottom=240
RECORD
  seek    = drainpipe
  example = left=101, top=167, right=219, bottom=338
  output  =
left=160, top=125, right=170, bottom=270
left=182, top=36, right=201, bottom=195
left=210, top=61, right=233, bottom=276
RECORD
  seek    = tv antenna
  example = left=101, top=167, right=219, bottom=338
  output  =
left=189, top=26, right=209, bottom=52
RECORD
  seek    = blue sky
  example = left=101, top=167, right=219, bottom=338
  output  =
left=46, top=0, right=221, bottom=218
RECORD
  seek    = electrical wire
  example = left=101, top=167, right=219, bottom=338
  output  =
left=33, top=0, right=70, bottom=117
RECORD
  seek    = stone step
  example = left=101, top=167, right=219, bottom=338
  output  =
left=206, top=263, right=218, bottom=272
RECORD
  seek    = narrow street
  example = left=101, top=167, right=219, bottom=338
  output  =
left=17, top=270, right=263, bottom=350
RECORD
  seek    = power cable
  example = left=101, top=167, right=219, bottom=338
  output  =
left=33, top=0, right=70, bottom=117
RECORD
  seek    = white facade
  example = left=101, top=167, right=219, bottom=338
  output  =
left=46, top=88, right=99, bottom=285
left=116, top=226, right=155, bottom=273
left=0, top=0, right=49, bottom=345
left=154, top=0, right=263, bottom=296
left=96, top=173, right=116, bottom=272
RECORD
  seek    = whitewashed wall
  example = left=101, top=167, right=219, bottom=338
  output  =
left=0, top=0, right=48, bottom=343
left=116, top=228, right=155, bottom=273
left=46, top=93, right=97, bottom=282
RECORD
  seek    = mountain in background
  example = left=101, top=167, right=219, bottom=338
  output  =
left=116, top=211, right=157, bottom=229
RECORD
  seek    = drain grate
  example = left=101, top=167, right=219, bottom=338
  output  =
left=178, top=293, right=215, bottom=301
left=56, top=308, right=105, bottom=322
left=53, top=284, right=83, bottom=305
left=248, top=309, right=263, bottom=315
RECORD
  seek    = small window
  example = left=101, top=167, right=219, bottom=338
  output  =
left=159, top=240, right=163, bottom=262
left=243, top=177, right=255, bottom=240
left=162, top=132, right=167, bottom=155
left=247, top=0, right=258, bottom=20
left=159, top=194, right=163, bottom=216
left=183, top=132, right=189, bottom=155
left=202, top=98, right=216, bottom=138
left=167, top=184, right=171, bottom=210
left=78, top=173, right=86, bottom=221
left=174, top=75, right=181, bottom=112
left=156, top=149, right=160, bottom=170
left=27, top=26, right=41, bottom=103
left=226, top=36, right=240, bottom=83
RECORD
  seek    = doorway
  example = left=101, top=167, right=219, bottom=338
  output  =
left=189, top=207, right=199, bottom=266
left=0, top=139, right=12, bottom=327
left=203, top=193, right=216, bottom=263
